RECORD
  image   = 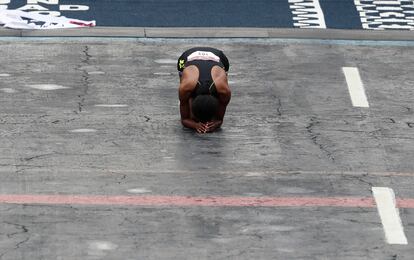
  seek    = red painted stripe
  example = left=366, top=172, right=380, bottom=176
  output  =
left=397, top=198, right=414, bottom=209
left=0, top=194, right=383, bottom=208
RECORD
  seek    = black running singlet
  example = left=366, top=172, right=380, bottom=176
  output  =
left=186, top=59, right=221, bottom=98
left=177, top=47, right=230, bottom=99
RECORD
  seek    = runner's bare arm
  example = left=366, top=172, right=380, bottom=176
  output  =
left=178, top=68, right=207, bottom=133
left=206, top=69, right=231, bottom=131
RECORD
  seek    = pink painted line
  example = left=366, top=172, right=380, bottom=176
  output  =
left=0, top=194, right=413, bottom=208
left=397, top=198, right=414, bottom=209
left=0, top=194, right=382, bottom=208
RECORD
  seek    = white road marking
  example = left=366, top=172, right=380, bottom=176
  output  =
left=0, top=88, right=17, bottom=93
left=88, top=241, right=118, bottom=256
left=153, top=72, right=172, bottom=76
left=87, top=71, right=105, bottom=75
left=372, top=187, right=408, bottom=245
left=27, top=84, right=70, bottom=90
left=342, top=67, right=369, bottom=107
left=0, top=73, right=11, bottom=77
left=154, top=59, right=176, bottom=64
left=94, top=104, right=128, bottom=108
left=244, top=172, right=266, bottom=177
left=127, top=188, right=152, bottom=194
left=69, top=129, right=97, bottom=133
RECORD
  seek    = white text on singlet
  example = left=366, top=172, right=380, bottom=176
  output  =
left=187, top=51, right=220, bottom=63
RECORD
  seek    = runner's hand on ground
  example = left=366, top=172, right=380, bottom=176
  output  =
left=196, top=122, right=208, bottom=134
left=205, top=121, right=222, bottom=132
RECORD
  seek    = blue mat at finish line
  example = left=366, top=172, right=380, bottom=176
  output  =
left=4, top=0, right=412, bottom=29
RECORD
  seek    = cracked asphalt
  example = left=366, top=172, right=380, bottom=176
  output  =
left=0, top=38, right=413, bottom=259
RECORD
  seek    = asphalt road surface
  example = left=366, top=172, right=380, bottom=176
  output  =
left=0, top=37, right=413, bottom=259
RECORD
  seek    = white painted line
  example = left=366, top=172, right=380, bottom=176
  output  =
left=0, top=88, right=17, bottom=93
left=372, top=187, right=408, bottom=245
left=289, top=0, right=327, bottom=29
left=0, top=73, right=11, bottom=77
left=342, top=67, right=369, bottom=107
left=153, top=72, right=172, bottom=76
left=88, top=241, right=118, bottom=256
left=69, top=129, right=97, bottom=133
left=94, top=104, right=128, bottom=108
left=27, top=84, right=70, bottom=90
left=244, top=172, right=266, bottom=177
left=87, top=71, right=105, bottom=75
left=127, top=188, right=152, bottom=194
left=154, top=59, right=176, bottom=64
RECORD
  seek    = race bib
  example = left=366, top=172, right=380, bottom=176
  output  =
left=187, top=51, right=220, bottom=62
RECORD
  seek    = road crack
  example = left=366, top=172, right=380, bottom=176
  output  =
left=305, top=117, right=335, bottom=162
left=0, top=222, right=30, bottom=258
left=22, top=153, right=55, bottom=162
left=75, top=45, right=92, bottom=114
